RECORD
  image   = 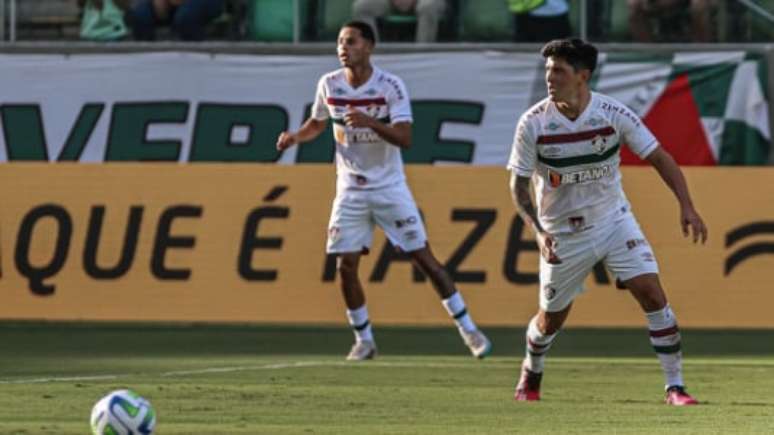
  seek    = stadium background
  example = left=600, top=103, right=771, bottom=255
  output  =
left=0, top=1, right=773, bottom=433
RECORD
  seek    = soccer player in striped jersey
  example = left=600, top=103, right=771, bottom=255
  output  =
left=276, top=21, right=491, bottom=361
left=507, top=38, right=708, bottom=405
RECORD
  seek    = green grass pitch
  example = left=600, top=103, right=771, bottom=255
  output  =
left=0, top=323, right=772, bottom=434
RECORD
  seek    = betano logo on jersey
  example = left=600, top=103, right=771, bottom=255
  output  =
left=333, top=125, right=382, bottom=145
left=548, top=165, right=613, bottom=187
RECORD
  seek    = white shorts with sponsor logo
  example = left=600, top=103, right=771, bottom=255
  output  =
left=539, top=212, right=659, bottom=312
left=326, top=182, right=427, bottom=254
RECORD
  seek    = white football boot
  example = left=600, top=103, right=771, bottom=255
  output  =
left=460, top=329, right=492, bottom=359
left=346, top=340, right=377, bottom=361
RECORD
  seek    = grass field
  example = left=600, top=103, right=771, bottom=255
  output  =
left=1, top=323, right=773, bottom=434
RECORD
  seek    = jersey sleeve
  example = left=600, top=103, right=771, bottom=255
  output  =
left=507, top=114, right=537, bottom=177
left=310, top=76, right=330, bottom=121
left=385, top=75, right=413, bottom=124
left=616, top=103, right=658, bottom=159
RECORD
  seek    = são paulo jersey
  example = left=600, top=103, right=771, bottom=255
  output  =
left=508, top=92, right=659, bottom=234
left=311, top=66, right=413, bottom=190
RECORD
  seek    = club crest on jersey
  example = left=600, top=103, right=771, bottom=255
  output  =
left=591, top=135, right=608, bottom=154
left=547, top=165, right=612, bottom=187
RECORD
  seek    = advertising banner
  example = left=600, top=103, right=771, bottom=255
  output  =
left=0, top=51, right=768, bottom=165
left=0, top=164, right=771, bottom=327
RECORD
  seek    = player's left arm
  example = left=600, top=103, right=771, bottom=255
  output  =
left=645, top=146, right=708, bottom=244
left=344, top=108, right=412, bottom=148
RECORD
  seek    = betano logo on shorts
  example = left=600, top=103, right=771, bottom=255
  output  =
left=548, top=165, right=612, bottom=188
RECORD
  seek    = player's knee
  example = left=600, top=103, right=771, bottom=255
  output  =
left=537, top=314, right=562, bottom=335
left=336, top=257, right=358, bottom=277
left=638, top=290, right=667, bottom=311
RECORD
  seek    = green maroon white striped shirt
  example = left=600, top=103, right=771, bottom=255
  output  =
left=311, top=66, right=413, bottom=191
left=508, top=92, right=659, bottom=234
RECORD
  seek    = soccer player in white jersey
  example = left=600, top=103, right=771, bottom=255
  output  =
left=508, top=39, right=708, bottom=405
left=276, top=21, right=491, bottom=361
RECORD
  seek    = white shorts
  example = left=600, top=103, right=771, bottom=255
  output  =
left=539, top=212, right=659, bottom=312
left=326, top=182, right=428, bottom=254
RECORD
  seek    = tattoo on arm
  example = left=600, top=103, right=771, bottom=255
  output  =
left=510, top=175, right=543, bottom=234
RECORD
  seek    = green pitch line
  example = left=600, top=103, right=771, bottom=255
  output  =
left=0, top=322, right=772, bottom=434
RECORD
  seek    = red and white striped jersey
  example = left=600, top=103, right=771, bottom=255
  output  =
left=508, top=92, right=659, bottom=234
left=311, top=66, right=413, bottom=191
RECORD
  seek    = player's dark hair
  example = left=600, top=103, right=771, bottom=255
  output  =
left=341, top=21, right=376, bottom=46
left=541, top=38, right=598, bottom=75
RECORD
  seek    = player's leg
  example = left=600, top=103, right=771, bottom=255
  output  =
left=409, top=245, right=491, bottom=358
left=622, top=273, right=697, bottom=405
left=515, top=303, right=573, bottom=401
left=604, top=214, right=697, bottom=405
left=327, top=190, right=376, bottom=360
left=373, top=183, right=490, bottom=358
left=516, top=231, right=596, bottom=401
left=337, top=252, right=377, bottom=360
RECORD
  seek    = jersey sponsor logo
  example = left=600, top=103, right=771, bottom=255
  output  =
left=333, top=125, right=383, bottom=145
left=347, top=130, right=382, bottom=144
left=626, top=238, right=648, bottom=250
left=385, top=78, right=405, bottom=100
left=541, top=146, right=562, bottom=157
left=547, top=165, right=612, bottom=187
left=600, top=101, right=641, bottom=128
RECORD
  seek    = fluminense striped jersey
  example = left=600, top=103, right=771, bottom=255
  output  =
left=508, top=92, right=659, bottom=234
left=311, top=66, right=413, bottom=190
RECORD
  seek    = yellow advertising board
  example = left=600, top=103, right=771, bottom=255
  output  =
left=0, top=164, right=771, bottom=327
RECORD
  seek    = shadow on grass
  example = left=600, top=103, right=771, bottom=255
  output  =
left=0, top=321, right=772, bottom=358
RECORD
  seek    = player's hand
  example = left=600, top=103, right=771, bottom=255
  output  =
left=276, top=131, right=297, bottom=151
left=344, top=105, right=374, bottom=128
left=537, top=231, right=562, bottom=264
left=681, top=205, right=708, bottom=244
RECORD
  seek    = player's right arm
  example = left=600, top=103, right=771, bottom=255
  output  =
left=277, top=76, right=331, bottom=151
left=510, top=173, right=561, bottom=264
left=276, top=118, right=328, bottom=151
left=507, top=114, right=561, bottom=264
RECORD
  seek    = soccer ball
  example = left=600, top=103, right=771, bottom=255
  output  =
left=90, top=389, right=156, bottom=435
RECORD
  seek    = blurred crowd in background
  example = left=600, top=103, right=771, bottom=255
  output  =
left=6, top=0, right=774, bottom=43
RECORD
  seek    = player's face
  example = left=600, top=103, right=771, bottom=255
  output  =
left=545, top=57, right=587, bottom=102
left=337, top=27, right=372, bottom=68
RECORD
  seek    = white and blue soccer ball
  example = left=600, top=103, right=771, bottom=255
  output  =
left=90, top=389, right=156, bottom=435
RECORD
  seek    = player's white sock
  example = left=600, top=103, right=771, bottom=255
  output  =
left=442, top=291, right=476, bottom=332
left=346, top=305, right=374, bottom=343
left=646, top=304, right=684, bottom=388
left=524, top=315, right=557, bottom=373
